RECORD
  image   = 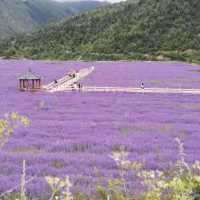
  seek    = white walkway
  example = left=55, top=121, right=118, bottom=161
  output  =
left=54, top=86, right=200, bottom=95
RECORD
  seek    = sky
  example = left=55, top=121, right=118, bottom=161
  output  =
left=54, top=0, right=124, bottom=3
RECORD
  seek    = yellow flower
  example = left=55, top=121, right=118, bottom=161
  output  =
left=45, top=176, right=60, bottom=189
left=0, top=119, right=8, bottom=129
left=11, top=112, right=20, bottom=121
left=20, top=116, right=30, bottom=127
left=194, top=175, right=200, bottom=183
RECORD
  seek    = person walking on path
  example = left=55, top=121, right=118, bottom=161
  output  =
left=141, top=82, right=145, bottom=89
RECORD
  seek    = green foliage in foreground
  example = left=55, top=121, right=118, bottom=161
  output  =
left=2, top=137, right=200, bottom=200
left=93, top=139, right=200, bottom=200
left=0, top=0, right=200, bottom=63
left=0, top=112, right=30, bottom=149
left=1, top=114, right=200, bottom=200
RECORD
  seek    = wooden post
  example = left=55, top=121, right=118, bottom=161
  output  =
left=39, top=79, right=41, bottom=88
left=27, top=80, right=29, bottom=90
left=25, top=80, right=28, bottom=89
left=32, top=80, right=34, bottom=89
left=19, top=80, right=22, bottom=90
left=23, top=80, right=25, bottom=89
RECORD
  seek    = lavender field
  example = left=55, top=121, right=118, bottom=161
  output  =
left=0, top=60, right=200, bottom=198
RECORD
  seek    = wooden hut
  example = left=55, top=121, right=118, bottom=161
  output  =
left=18, top=69, right=41, bottom=91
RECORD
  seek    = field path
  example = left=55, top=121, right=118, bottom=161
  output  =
left=53, top=86, right=200, bottom=95
left=83, top=87, right=200, bottom=94
left=43, top=66, right=200, bottom=95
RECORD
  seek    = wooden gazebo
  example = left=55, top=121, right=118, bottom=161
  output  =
left=18, top=69, right=41, bottom=91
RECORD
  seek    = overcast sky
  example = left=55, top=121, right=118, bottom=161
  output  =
left=54, top=0, right=125, bottom=3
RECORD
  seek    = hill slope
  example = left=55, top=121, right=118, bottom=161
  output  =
left=0, top=0, right=107, bottom=39
left=1, top=0, right=200, bottom=62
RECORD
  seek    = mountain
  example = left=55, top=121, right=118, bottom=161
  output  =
left=1, top=0, right=200, bottom=63
left=0, top=0, right=107, bottom=39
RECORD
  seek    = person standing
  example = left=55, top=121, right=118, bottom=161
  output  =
left=141, top=82, right=144, bottom=89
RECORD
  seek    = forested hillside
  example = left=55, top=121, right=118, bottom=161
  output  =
left=1, top=0, right=200, bottom=63
left=0, top=0, right=107, bottom=39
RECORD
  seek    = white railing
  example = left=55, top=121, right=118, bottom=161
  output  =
left=44, top=67, right=95, bottom=92
left=49, top=67, right=95, bottom=92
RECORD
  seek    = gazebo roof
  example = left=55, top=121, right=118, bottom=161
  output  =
left=18, top=69, right=41, bottom=80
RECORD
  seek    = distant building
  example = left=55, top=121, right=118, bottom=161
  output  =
left=18, top=69, right=41, bottom=91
